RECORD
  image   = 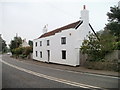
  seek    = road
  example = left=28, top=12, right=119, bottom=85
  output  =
left=1, top=54, right=119, bottom=89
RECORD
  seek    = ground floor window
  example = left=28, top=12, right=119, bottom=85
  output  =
left=62, top=50, right=66, bottom=59
left=40, top=51, right=42, bottom=58
left=36, top=51, right=38, bottom=57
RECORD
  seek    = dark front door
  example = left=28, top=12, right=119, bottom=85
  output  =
left=47, top=50, right=50, bottom=63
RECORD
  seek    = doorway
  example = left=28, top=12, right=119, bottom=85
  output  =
left=47, top=50, right=50, bottom=63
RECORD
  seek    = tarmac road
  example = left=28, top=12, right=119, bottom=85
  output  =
left=1, top=54, right=119, bottom=89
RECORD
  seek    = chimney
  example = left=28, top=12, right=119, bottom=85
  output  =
left=81, top=5, right=89, bottom=24
left=43, top=24, right=48, bottom=34
left=83, top=5, right=86, bottom=10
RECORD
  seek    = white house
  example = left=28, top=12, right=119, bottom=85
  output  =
left=21, top=39, right=30, bottom=47
left=33, top=5, right=97, bottom=66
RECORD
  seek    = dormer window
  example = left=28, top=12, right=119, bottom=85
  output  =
left=61, top=37, right=66, bottom=44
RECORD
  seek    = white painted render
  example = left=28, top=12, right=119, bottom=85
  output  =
left=21, top=39, right=30, bottom=47
left=33, top=6, right=94, bottom=66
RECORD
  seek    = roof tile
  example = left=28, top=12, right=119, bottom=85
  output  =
left=38, top=21, right=80, bottom=38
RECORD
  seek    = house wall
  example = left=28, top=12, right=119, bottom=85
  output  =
left=33, top=6, right=93, bottom=66
left=33, top=23, right=92, bottom=66
left=33, top=29, right=80, bottom=66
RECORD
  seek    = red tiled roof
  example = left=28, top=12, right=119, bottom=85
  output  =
left=38, top=21, right=80, bottom=38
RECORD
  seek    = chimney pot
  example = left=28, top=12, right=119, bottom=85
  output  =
left=83, top=5, right=86, bottom=10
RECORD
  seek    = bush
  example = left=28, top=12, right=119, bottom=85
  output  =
left=11, top=46, right=33, bottom=58
left=19, top=54, right=27, bottom=59
left=23, top=47, right=32, bottom=56
left=113, top=41, right=120, bottom=50
left=80, top=32, right=116, bottom=62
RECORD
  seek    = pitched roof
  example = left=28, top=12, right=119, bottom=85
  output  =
left=38, top=20, right=82, bottom=38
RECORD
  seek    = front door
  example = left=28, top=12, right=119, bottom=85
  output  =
left=47, top=50, right=50, bottom=63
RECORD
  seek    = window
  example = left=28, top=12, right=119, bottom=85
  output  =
left=35, top=42, right=37, bottom=47
left=61, top=37, right=66, bottom=44
left=40, top=41, right=42, bottom=46
left=47, top=40, right=50, bottom=46
left=62, top=50, right=66, bottom=59
left=40, top=51, right=42, bottom=58
left=36, top=51, right=38, bottom=57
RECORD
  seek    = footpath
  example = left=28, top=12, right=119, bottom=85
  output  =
left=18, top=58, right=119, bottom=77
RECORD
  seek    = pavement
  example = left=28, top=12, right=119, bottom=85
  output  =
left=16, top=57, right=119, bottom=77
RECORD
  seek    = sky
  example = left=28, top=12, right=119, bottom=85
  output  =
left=0, top=0, right=119, bottom=45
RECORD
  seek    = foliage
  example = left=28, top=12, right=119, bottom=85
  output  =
left=107, top=6, right=120, bottom=22
left=12, top=46, right=32, bottom=58
left=81, top=4, right=120, bottom=62
left=19, top=54, right=27, bottom=59
left=9, top=36, right=22, bottom=53
left=0, top=35, right=7, bottom=53
left=81, top=33, right=101, bottom=61
left=105, top=5, right=120, bottom=38
left=80, top=32, right=116, bottom=61
left=114, top=41, right=120, bottom=50
left=23, top=46, right=33, bottom=56
left=105, top=22, right=120, bottom=38
left=2, top=40, right=7, bottom=53
left=28, top=40, right=33, bottom=47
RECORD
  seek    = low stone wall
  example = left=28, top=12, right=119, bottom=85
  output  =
left=82, top=50, right=120, bottom=72
left=84, top=61, right=119, bottom=72
left=27, top=53, right=33, bottom=59
left=105, top=50, right=120, bottom=62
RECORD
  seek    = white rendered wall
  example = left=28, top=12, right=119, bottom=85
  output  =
left=33, top=6, right=93, bottom=66
left=33, top=28, right=80, bottom=66
left=33, top=23, right=93, bottom=66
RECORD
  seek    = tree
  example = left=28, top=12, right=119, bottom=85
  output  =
left=81, top=3, right=120, bottom=62
left=105, top=5, right=120, bottom=38
left=107, top=6, right=120, bottom=22
left=9, top=36, right=22, bottom=53
left=12, top=47, right=32, bottom=58
left=0, top=34, right=7, bottom=53
left=2, top=40, right=7, bottom=53
left=28, top=40, right=33, bottom=47
left=80, top=32, right=116, bottom=61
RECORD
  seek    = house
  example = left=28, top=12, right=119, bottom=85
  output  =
left=33, top=5, right=96, bottom=66
left=21, top=39, right=30, bottom=47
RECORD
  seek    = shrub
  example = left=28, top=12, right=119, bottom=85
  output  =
left=23, top=46, right=32, bottom=56
left=11, top=46, right=33, bottom=58
left=19, top=54, right=27, bottom=59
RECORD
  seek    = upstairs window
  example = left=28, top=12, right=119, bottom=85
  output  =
left=62, top=50, right=66, bottom=59
left=35, top=42, right=37, bottom=47
left=47, top=40, right=50, bottom=46
left=40, top=41, right=42, bottom=46
left=61, top=37, right=66, bottom=44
